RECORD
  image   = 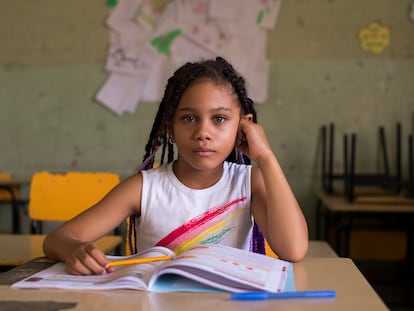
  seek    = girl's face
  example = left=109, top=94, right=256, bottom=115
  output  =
left=170, top=81, right=241, bottom=172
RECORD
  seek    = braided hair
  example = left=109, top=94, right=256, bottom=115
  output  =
left=127, top=57, right=265, bottom=255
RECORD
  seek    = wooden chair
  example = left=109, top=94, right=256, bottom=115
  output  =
left=28, top=171, right=122, bottom=252
left=0, top=173, right=20, bottom=202
left=320, top=123, right=402, bottom=201
left=408, top=134, right=414, bottom=197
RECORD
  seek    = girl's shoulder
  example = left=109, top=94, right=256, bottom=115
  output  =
left=141, top=162, right=169, bottom=177
left=224, top=161, right=251, bottom=174
left=118, top=172, right=143, bottom=190
left=223, top=162, right=253, bottom=185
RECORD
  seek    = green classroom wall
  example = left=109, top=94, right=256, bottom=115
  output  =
left=1, top=0, right=413, bottom=236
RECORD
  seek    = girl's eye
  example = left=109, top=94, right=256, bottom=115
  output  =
left=215, top=116, right=226, bottom=123
left=183, top=115, right=196, bottom=122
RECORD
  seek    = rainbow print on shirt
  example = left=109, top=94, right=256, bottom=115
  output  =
left=156, top=197, right=248, bottom=255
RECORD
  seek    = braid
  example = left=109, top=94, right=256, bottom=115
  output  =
left=215, top=59, right=264, bottom=255
left=128, top=57, right=264, bottom=255
left=218, top=58, right=258, bottom=165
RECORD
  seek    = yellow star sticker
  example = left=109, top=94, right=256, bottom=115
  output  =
left=358, top=21, right=390, bottom=54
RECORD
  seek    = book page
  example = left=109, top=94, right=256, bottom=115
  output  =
left=12, top=247, right=174, bottom=291
left=149, top=244, right=289, bottom=292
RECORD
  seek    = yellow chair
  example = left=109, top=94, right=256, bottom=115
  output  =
left=265, top=239, right=278, bottom=258
left=29, top=171, right=121, bottom=235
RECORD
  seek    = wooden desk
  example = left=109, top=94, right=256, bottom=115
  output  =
left=0, top=257, right=388, bottom=311
left=315, top=191, right=414, bottom=302
left=316, top=192, right=414, bottom=257
left=0, top=234, right=122, bottom=266
left=305, top=241, right=337, bottom=258
left=0, top=179, right=30, bottom=234
left=317, top=192, right=414, bottom=214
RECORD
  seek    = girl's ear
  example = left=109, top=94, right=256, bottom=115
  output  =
left=241, top=113, right=254, bottom=122
left=167, top=123, right=174, bottom=137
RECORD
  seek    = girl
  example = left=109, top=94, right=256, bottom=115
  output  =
left=43, top=57, right=308, bottom=275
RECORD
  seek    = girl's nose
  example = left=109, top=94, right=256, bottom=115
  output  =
left=194, top=120, right=211, bottom=140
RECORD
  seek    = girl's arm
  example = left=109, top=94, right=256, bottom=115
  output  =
left=237, top=119, right=308, bottom=262
left=43, top=174, right=143, bottom=274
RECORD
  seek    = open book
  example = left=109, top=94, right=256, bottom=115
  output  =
left=12, top=244, right=293, bottom=293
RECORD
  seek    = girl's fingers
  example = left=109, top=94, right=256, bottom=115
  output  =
left=237, top=120, right=271, bottom=161
left=66, top=243, right=109, bottom=275
left=85, top=243, right=109, bottom=270
left=66, top=256, right=94, bottom=275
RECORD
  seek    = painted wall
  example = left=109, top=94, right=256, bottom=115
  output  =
left=1, top=0, right=413, bottom=236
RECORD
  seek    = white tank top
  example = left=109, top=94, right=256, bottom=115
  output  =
left=137, top=161, right=253, bottom=254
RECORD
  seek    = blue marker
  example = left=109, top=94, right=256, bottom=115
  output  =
left=230, top=290, right=336, bottom=301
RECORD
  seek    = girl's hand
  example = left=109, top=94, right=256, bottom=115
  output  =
left=64, top=242, right=114, bottom=275
left=236, top=119, right=274, bottom=164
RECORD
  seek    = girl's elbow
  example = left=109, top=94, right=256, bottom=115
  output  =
left=280, top=240, right=309, bottom=262
left=289, top=240, right=309, bottom=262
left=287, top=250, right=307, bottom=262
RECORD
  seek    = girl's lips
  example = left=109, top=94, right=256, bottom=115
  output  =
left=193, top=148, right=214, bottom=156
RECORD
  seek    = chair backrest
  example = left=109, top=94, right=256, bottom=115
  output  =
left=0, top=173, right=12, bottom=180
left=264, top=239, right=278, bottom=258
left=29, top=171, right=120, bottom=222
